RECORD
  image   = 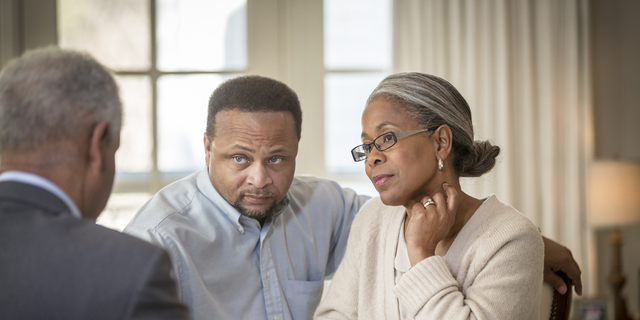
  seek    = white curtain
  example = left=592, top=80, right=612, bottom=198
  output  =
left=393, top=0, right=593, bottom=293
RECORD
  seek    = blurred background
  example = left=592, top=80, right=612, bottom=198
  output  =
left=1, top=0, right=639, bottom=318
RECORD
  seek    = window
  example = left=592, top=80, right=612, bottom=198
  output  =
left=57, top=0, right=389, bottom=228
left=58, top=0, right=247, bottom=229
left=323, top=0, right=391, bottom=195
left=58, top=0, right=246, bottom=185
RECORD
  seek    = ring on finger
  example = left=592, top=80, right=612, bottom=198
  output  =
left=423, top=198, right=435, bottom=209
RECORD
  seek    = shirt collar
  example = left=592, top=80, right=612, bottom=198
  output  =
left=196, top=167, right=291, bottom=233
left=0, top=170, right=83, bottom=219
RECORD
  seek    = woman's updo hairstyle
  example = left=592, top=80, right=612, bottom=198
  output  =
left=366, top=72, right=500, bottom=177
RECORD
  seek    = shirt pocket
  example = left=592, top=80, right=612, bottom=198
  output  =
left=282, top=279, right=324, bottom=320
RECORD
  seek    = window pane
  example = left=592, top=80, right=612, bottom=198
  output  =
left=336, top=180, right=378, bottom=198
left=324, top=73, right=388, bottom=174
left=324, top=0, right=392, bottom=70
left=58, top=0, right=150, bottom=71
left=98, top=192, right=152, bottom=231
left=157, top=74, right=237, bottom=172
left=157, top=0, right=247, bottom=71
left=114, top=76, right=152, bottom=176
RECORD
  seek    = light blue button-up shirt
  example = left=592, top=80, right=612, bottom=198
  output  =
left=124, top=168, right=370, bottom=320
left=0, top=171, right=82, bottom=218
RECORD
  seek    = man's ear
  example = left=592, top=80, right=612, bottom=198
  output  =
left=87, top=121, right=111, bottom=172
left=204, top=133, right=212, bottom=166
left=434, top=124, right=453, bottom=160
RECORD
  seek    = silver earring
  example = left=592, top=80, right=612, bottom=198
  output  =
left=438, top=158, right=444, bottom=171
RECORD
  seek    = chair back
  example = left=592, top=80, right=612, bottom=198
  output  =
left=540, top=272, right=572, bottom=320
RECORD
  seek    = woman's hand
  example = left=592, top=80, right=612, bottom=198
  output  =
left=405, top=183, right=458, bottom=266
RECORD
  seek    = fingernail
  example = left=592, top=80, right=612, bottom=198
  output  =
left=443, top=183, right=449, bottom=187
left=558, top=284, right=567, bottom=295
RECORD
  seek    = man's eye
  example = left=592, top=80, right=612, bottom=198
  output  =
left=383, top=133, right=394, bottom=142
left=233, top=156, right=247, bottom=163
left=363, top=144, right=373, bottom=153
left=269, top=157, right=282, bottom=164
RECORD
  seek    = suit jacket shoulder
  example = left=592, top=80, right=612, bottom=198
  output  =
left=0, top=181, right=189, bottom=320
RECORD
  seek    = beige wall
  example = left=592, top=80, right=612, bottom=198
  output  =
left=2, top=0, right=640, bottom=316
left=0, top=0, right=20, bottom=68
left=0, top=0, right=57, bottom=68
left=592, top=0, right=640, bottom=161
left=591, top=0, right=640, bottom=316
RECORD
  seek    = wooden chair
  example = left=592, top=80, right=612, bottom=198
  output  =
left=540, top=272, right=572, bottom=320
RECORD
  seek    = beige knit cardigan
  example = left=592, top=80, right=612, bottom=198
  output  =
left=315, top=195, right=544, bottom=320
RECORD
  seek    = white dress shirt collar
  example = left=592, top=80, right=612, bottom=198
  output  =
left=0, top=170, right=83, bottom=219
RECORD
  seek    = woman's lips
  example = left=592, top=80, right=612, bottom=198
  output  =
left=373, top=174, right=393, bottom=186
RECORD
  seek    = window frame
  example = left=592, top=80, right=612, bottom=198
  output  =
left=110, top=0, right=251, bottom=192
left=51, top=0, right=383, bottom=196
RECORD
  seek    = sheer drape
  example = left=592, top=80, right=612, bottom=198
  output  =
left=393, top=0, right=593, bottom=291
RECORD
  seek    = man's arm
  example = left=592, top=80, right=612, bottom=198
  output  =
left=542, top=236, right=582, bottom=296
left=324, top=183, right=371, bottom=276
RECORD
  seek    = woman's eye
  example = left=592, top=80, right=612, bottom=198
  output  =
left=233, top=156, right=247, bottom=163
left=269, top=157, right=282, bottom=164
left=383, top=134, right=394, bottom=142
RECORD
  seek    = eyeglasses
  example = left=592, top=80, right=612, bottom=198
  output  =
left=351, top=129, right=433, bottom=162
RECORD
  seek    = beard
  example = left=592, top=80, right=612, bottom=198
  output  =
left=231, top=189, right=281, bottom=222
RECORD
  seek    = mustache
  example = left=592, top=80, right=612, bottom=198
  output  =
left=239, top=189, right=275, bottom=197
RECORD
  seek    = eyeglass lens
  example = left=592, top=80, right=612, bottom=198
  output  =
left=351, top=132, right=397, bottom=162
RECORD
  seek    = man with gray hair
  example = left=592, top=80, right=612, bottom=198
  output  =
left=0, top=47, right=189, bottom=319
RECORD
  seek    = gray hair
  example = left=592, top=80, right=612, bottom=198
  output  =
left=367, top=72, right=500, bottom=177
left=0, top=47, right=122, bottom=153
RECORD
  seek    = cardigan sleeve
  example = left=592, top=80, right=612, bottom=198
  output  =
left=393, top=218, right=544, bottom=320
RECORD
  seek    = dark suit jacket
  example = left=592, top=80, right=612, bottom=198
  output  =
left=0, top=181, right=190, bottom=320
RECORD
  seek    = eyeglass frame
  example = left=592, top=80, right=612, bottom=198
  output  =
left=350, top=128, right=435, bottom=162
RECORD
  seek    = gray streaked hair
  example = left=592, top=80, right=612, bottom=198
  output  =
left=366, top=72, right=500, bottom=177
left=0, top=47, right=122, bottom=153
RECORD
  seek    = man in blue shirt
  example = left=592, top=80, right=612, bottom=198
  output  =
left=124, top=75, right=582, bottom=320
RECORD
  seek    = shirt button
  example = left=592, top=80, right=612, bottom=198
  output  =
left=266, top=272, right=271, bottom=278
left=274, top=316, right=278, bottom=320
left=238, top=226, right=243, bottom=232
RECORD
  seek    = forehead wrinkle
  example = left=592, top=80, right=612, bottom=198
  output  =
left=215, top=110, right=298, bottom=155
left=228, top=143, right=291, bottom=156
left=269, top=147, right=286, bottom=154
left=232, top=144, right=254, bottom=152
left=224, top=126, right=287, bottom=145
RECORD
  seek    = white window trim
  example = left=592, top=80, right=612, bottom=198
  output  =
left=10, top=0, right=377, bottom=194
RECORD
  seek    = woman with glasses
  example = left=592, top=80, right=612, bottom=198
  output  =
left=315, top=72, right=544, bottom=319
